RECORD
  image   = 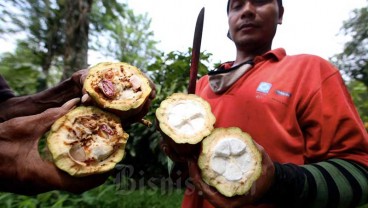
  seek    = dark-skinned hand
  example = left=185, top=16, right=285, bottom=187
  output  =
left=0, top=69, right=90, bottom=122
left=0, top=98, right=110, bottom=195
left=159, top=133, right=191, bottom=163
left=187, top=143, right=275, bottom=208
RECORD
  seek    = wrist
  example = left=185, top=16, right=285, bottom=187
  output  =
left=0, top=77, right=82, bottom=121
left=258, top=162, right=306, bottom=206
left=36, top=77, right=82, bottom=105
left=257, top=162, right=281, bottom=204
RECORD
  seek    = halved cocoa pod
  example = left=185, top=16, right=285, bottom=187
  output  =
left=198, top=127, right=262, bottom=197
left=155, top=93, right=216, bottom=156
left=84, top=62, right=152, bottom=119
left=47, top=106, right=129, bottom=177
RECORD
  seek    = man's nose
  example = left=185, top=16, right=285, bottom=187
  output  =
left=241, top=1, right=256, bottom=18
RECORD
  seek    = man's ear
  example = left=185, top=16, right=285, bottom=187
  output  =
left=278, top=6, right=284, bottom=24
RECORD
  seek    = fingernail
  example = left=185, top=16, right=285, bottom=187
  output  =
left=62, top=98, right=80, bottom=109
left=81, top=94, right=90, bottom=103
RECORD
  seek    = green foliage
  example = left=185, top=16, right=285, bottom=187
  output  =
left=0, top=0, right=159, bottom=86
left=148, top=49, right=211, bottom=96
left=0, top=42, right=44, bottom=95
left=0, top=0, right=213, bottom=186
left=0, top=40, right=64, bottom=95
left=0, top=183, right=184, bottom=208
left=121, top=49, right=212, bottom=179
left=90, top=1, right=160, bottom=70
left=348, top=80, right=368, bottom=123
left=0, top=0, right=67, bottom=90
left=331, top=5, right=368, bottom=88
left=331, top=4, right=368, bottom=129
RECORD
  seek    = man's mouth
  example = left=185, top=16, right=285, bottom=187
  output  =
left=238, top=22, right=257, bottom=31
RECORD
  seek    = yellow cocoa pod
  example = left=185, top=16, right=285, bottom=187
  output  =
left=155, top=93, right=216, bottom=156
left=47, top=106, right=129, bottom=177
left=198, top=127, right=262, bottom=197
left=84, top=62, right=152, bottom=119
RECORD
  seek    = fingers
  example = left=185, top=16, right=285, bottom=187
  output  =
left=188, top=159, right=214, bottom=194
left=80, top=70, right=92, bottom=105
left=142, top=73, right=156, bottom=100
left=61, top=98, right=81, bottom=110
left=81, top=93, right=92, bottom=104
left=187, top=159, right=231, bottom=208
left=160, top=139, right=187, bottom=163
left=122, top=96, right=153, bottom=126
left=70, top=68, right=89, bottom=90
left=33, top=98, right=80, bottom=134
left=188, top=159, right=201, bottom=181
left=148, top=81, right=156, bottom=99
left=45, top=98, right=80, bottom=121
left=29, top=160, right=109, bottom=194
left=78, top=68, right=89, bottom=84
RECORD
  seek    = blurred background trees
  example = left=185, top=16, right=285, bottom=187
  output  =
left=330, top=5, right=368, bottom=125
left=0, top=0, right=160, bottom=93
left=0, top=0, right=210, bottom=206
left=331, top=6, right=368, bottom=88
left=0, top=0, right=367, bottom=207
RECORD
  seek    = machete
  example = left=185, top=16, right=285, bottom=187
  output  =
left=188, top=7, right=205, bottom=94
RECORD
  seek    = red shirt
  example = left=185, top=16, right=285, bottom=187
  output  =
left=182, top=48, right=368, bottom=208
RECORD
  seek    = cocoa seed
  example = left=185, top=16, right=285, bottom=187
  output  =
left=98, top=79, right=116, bottom=99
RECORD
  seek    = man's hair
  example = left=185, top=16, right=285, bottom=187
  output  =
left=227, top=0, right=283, bottom=14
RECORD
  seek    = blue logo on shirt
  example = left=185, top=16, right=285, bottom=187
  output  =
left=256, top=82, right=272, bottom=94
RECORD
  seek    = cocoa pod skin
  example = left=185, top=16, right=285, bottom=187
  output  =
left=156, top=117, right=200, bottom=161
left=84, top=62, right=154, bottom=120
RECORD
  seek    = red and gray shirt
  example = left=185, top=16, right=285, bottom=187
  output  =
left=182, top=48, right=368, bottom=208
left=196, top=48, right=367, bottom=166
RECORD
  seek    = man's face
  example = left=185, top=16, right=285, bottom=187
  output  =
left=228, top=0, right=283, bottom=51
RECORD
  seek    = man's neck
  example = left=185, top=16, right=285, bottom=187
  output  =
left=234, top=44, right=272, bottom=65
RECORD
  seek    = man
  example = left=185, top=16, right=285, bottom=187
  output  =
left=0, top=69, right=155, bottom=195
left=162, top=0, right=368, bottom=207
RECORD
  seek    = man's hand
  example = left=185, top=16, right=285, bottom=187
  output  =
left=187, top=144, right=275, bottom=208
left=0, top=69, right=90, bottom=122
left=71, top=68, right=89, bottom=91
left=0, top=98, right=109, bottom=195
left=159, top=135, right=191, bottom=163
left=124, top=77, right=156, bottom=125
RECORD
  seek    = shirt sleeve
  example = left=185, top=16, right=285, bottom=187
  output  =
left=264, top=159, right=368, bottom=208
left=0, top=75, right=15, bottom=102
left=299, top=69, right=368, bottom=167
left=264, top=59, right=368, bottom=207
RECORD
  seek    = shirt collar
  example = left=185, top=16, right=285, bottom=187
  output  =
left=259, top=48, right=286, bottom=62
left=218, top=48, right=287, bottom=70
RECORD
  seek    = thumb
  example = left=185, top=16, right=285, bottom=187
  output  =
left=187, top=158, right=224, bottom=200
left=188, top=158, right=202, bottom=182
left=61, top=98, right=81, bottom=110
left=26, top=159, right=109, bottom=194
left=81, top=93, right=92, bottom=105
left=0, top=98, right=80, bottom=138
left=34, top=98, right=80, bottom=134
